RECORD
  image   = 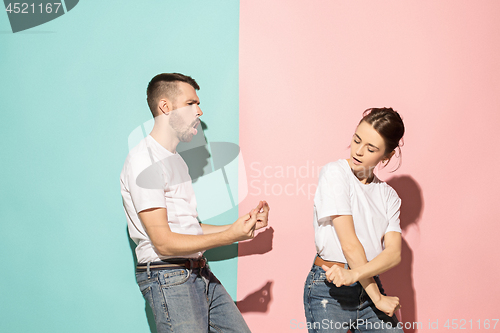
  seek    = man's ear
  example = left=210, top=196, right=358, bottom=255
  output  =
left=158, top=98, right=173, bottom=115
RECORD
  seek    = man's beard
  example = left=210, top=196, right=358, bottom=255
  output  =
left=169, top=110, right=197, bottom=142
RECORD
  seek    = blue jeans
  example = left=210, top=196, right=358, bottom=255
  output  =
left=304, top=264, right=404, bottom=333
left=136, top=264, right=250, bottom=333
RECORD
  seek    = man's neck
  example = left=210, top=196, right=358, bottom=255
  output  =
left=150, top=125, right=179, bottom=154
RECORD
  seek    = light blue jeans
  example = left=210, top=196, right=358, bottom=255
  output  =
left=136, top=264, right=250, bottom=333
left=304, top=263, right=404, bottom=333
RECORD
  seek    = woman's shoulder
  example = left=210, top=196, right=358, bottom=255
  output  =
left=374, top=178, right=401, bottom=201
left=322, top=159, right=349, bottom=172
left=319, top=159, right=350, bottom=180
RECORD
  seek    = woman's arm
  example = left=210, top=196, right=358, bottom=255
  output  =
left=323, top=215, right=401, bottom=316
left=356, top=231, right=401, bottom=278
left=326, top=230, right=401, bottom=286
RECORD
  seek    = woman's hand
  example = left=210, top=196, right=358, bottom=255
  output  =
left=322, top=264, right=360, bottom=287
left=373, top=295, right=401, bottom=317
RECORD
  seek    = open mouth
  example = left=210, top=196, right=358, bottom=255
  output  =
left=192, top=120, right=200, bottom=135
left=352, top=157, right=362, bottom=164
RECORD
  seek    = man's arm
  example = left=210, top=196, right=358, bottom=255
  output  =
left=139, top=201, right=268, bottom=256
left=139, top=206, right=256, bottom=256
left=199, top=224, right=231, bottom=235
left=200, top=201, right=269, bottom=235
left=322, top=215, right=401, bottom=316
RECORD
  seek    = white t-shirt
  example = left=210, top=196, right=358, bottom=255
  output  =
left=120, top=135, right=204, bottom=263
left=313, top=159, right=401, bottom=262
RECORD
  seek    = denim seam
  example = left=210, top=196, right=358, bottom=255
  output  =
left=140, top=285, right=151, bottom=297
left=159, top=285, right=172, bottom=331
left=305, top=275, right=319, bottom=333
left=161, top=269, right=190, bottom=288
left=209, top=321, right=224, bottom=333
left=137, top=276, right=158, bottom=288
left=311, top=270, right=327, bottom=284
left=140, top=285, right=155, bottom=317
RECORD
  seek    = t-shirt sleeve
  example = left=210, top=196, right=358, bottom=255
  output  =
left=124, top=154, right=167, bottom=213
left=385, top=188, right=402, bottom=234
left=314, top=162, right=352, bottom=222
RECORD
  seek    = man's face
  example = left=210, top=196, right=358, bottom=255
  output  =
left=169, top=82, right=203, bottom=142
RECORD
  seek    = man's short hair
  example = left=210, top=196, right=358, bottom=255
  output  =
left=146, top=73, right=200, bottom=117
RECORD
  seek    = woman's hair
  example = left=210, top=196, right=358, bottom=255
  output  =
left=360, top=107, right=405, bottom=168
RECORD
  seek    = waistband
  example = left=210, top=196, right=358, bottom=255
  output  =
left=136, top=257, right=207, bottom=272
left=314, top=256, right=349, bottom=269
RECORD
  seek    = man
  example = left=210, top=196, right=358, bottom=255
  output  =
left=120, top=73, right=269, bottom=332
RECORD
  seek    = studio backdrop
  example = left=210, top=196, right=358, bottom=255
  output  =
left=1, top=1, right=500, bottom=332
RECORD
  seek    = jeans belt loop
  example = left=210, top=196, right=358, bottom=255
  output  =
left=188, top=258, right=194, bottom=271
left=147, top=262, right=151, bottom=279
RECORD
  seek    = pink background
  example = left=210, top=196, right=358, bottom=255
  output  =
left=238, top=1, right=500, bottom=332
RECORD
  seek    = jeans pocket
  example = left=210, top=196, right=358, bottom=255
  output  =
left=312, top=271, right=327, bottom=284
left=140, top=284, right=151, bottom=297
left=162, top=269, right=190, bottom=287
left=137, top=281, right=156, bottom=311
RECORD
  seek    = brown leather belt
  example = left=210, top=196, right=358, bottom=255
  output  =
left=136, top=257, right=206, bottom=271
left=314, top=256, right=348, bottom=269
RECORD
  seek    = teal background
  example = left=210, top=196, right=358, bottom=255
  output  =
left=0, top=1, right=240, bottom=332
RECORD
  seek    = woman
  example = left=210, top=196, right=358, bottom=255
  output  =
left=304, top=108, right=405, bottom=333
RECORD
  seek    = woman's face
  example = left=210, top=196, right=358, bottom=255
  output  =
left=349, top=121, right=390, bottom=180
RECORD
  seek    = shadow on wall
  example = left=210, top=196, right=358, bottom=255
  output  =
left=178, top=121, right=210, bottom=184
left=381, top=175, right=424, bottom=333
left=235, top=227, right=274, bottom=312
left=206, top=227, right=275, bottom=261
left=237, top=281, right=273, bottom=313
left=205, top=227, right=275, bottom=313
